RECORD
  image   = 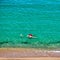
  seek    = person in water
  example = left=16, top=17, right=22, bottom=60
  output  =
left=27, top=34, right=33, bottom=38
left=20, top=33, right=37, bottom=38
left=27, top=34, right=37, bottom=38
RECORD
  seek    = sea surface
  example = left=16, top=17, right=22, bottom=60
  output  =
left=0, top=0, right=60, bottom=48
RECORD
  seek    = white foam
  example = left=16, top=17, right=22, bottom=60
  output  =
left=48, top=51, right=60, bottom=53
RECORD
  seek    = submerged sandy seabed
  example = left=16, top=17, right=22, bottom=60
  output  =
left=0, top=48, right=60, bottom=60
left=0, top=57, right=60, bottom=60
left=0, top=48, right=60, bottom=58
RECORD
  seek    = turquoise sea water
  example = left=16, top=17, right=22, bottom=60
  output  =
left=0, top=0, right=60, bottom=48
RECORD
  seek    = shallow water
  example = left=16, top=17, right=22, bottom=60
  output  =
left=0, top=0, right=60, bottom=48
